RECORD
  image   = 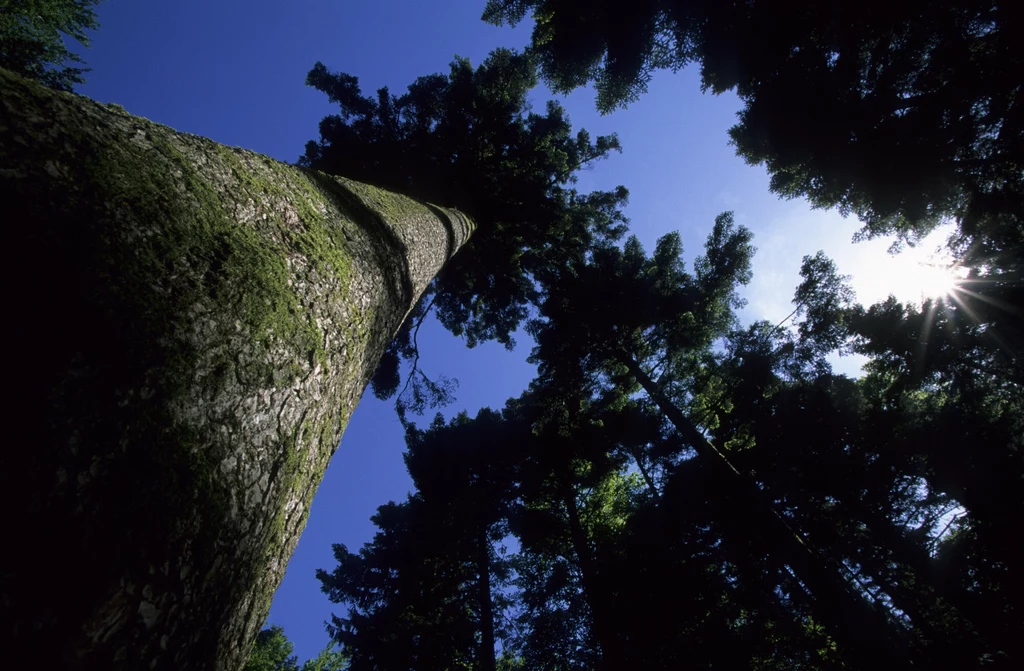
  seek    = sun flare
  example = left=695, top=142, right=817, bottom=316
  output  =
left=886, top=246, right=967, bottom=303
left=914, top=261, right=963, bottom=299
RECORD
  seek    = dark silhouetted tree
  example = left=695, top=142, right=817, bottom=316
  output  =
left=317, top=496, right=483, bottom=671
left=403, top=409, right=523, bottom=671
left=523, top=215, right=929, bottom=667
left=484, top=0, right=1023, bottom=248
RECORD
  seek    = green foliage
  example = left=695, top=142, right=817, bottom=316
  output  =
left=318, top=408, right=528, bottom=671
left=484, top=0, right=1023, bottom=246
left=317, top=497, right=488, bottom=671
left=0, top=0, right=101, bottom=91
left=792, top=251, right=857, bottom=356
left=245, top=626, right=299, bottom=671
left=300, top=647, right=349, bottom=671
left=325, top=199, right=1019, bottom=666
left=303, top=19, right=1018, bottom=665
left=525, top=211, right=754, bottom=416
left=245, top=626, right=348, bottom=671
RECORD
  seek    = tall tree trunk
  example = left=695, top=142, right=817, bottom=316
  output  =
left=0, top=69, right=474, bottom=671
left=556, top=465, right=625, bottom=670
left=617, top=353, right=916, bottom=668
left=477, top=526, right=496, bottom=671
left=835, top=512, right=999, bottom=666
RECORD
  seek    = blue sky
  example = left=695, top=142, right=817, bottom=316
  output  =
left=69, top=0, right=949, bottom=662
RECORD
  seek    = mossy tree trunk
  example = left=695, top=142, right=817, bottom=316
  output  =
left=0, top=69, right=473, bottom=671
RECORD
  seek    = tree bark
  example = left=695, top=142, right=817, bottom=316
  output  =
left=557, top=465, right=625, bottom=670
left=477, top=526, right=497, bottom=671
left=0, top=69, right=473, bottom=671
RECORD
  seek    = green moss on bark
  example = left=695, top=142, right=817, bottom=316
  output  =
left=2, top=66, right=474, bottom=671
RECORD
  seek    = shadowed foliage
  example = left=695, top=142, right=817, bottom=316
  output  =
left=483, top=0, right=1023, bottom=249
left=0, top=0, right=102, bottom=90
left=317, top=208, right=1017, bottom=668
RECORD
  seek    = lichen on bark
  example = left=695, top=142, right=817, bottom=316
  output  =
left=0, top=68, right=473, bottom=671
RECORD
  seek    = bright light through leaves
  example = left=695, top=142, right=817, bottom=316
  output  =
left=914, top=261, right=966, bottom=300
left=888, top=246, right=967, bottom=303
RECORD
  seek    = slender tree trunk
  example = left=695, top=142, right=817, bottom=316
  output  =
left=862, top=453, right=1018, bottom=664
left=477, top=526, right=496, bottom=671
left=867, top=516, right=992, bottom=635
left=557, top=465, right=626, bottom=670
left=630, top=447, right=660, bottom=499
left=618, top=353, right=915, bottom=668
left=0, top=69, right=473, bottom=671
left=837, top=514, right=999, bottom=666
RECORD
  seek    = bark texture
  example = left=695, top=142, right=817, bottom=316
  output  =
left=0, top=69, right=473, bottom=671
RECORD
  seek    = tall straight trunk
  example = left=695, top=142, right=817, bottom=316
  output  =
left=859, top=457, right=1017, bottom=664
left=618, top=353, right=915, bottom=668
left=557, top=465, right=626, bottom=670
left=838, top=513, right=997, bottom=666
left=0, top=69, right=473, bottom=671
left=477, top=526, right=496, bottom=671
left=858, top=505, right=987, bottom=628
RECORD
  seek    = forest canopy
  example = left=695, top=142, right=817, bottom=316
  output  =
left=315, top=210, right=1020, bottom=668
left=295, top=3, right=1021, bottom=669
left=4, top=1, right=1014, bottom=669
left=483, top=0, right=1023, bottom=251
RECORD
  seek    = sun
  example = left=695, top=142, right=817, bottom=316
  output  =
left=887, top=246, right=967, bottom=303
left=914, top=260, right=965, bottom=300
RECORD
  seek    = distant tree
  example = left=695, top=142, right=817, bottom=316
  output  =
left=524, top=216, right=927, bottom=667
left=712, top=323, right=1003, bottom=667
left=697, top=246, right=1018, bottom=666
left=0, top=0, right=102, bottom=90
left=846, top=295, right=1023, bottom=662
left=245, top=626, right=299, bottom=671
left=319, top=408, right=518, bottom=671
left=778, top=244, right=1022, bottom=665
left=502, top=386, right=636, bottom=670
left=245, top=626, right=347, bottom=671
left=404, top=410, right=527, bottom=671
left=317, top=496, right=486, bottom=671
left=483, top=0, right=1023, bottom=247
left=299, top=647, right=349, bottom=671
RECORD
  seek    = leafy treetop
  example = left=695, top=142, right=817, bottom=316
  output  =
left=244, top=625, right=348, bottom=671
left=0, top=0, right=102, bottom=91
left=302, top=48, right=628, bottom=355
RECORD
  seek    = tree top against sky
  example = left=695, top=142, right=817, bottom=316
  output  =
left=302, top=49, right=628, bottom=356
left=0, top=0, right=102, bottom=90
